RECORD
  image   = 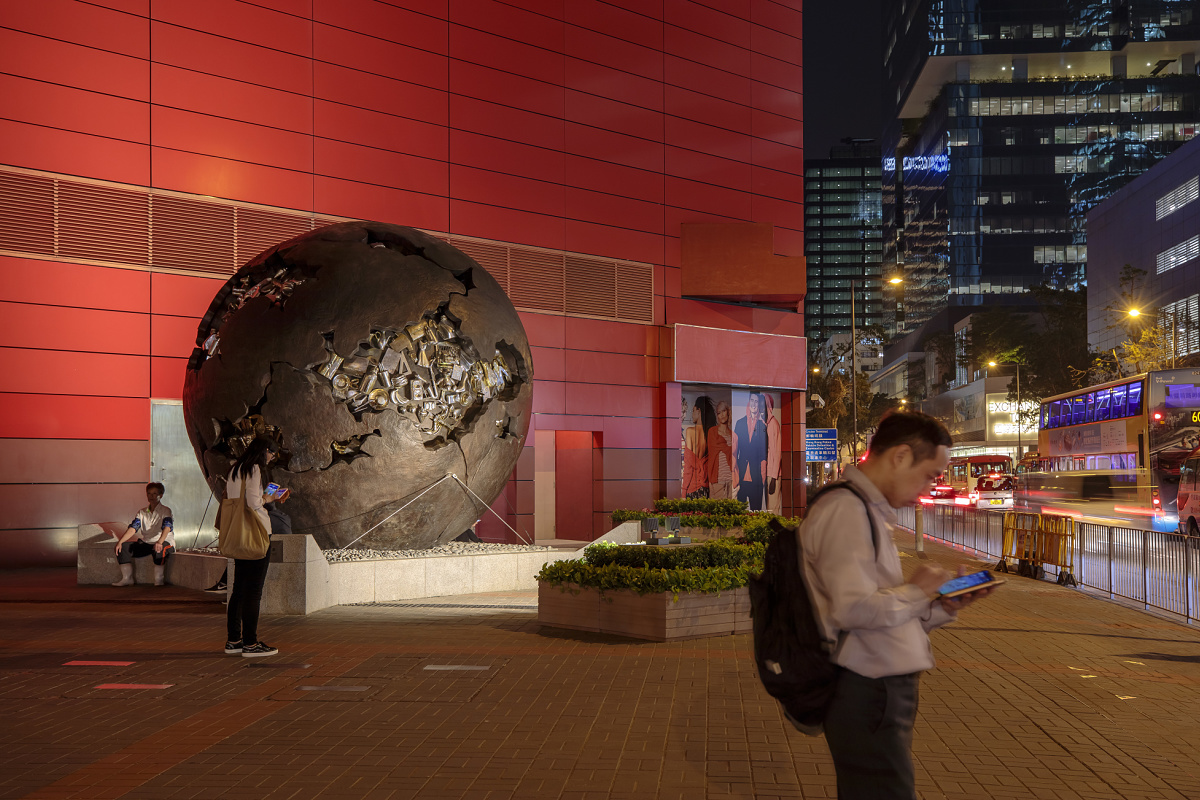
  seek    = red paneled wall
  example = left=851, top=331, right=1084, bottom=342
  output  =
left=0, top=0, right=804, bottom=559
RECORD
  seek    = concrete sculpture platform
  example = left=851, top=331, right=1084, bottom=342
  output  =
left=78, top=521, right=642, bottom=616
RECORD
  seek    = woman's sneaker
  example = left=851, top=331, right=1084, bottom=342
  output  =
left=224, top=640, right=243, bottom=655
left=241, top=641, right=278, bottom=658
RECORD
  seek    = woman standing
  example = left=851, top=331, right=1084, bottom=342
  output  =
left=707, top=401, right=734, bottom=499
left=683, top=396, right=716, bottom=498
left=224, top=438, right=280, bottom=658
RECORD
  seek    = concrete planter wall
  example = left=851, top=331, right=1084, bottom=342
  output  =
left=538, top=583, right=751, bottom=641
left=678, top=526, right=743, bottom=541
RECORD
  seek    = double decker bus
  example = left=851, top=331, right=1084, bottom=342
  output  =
left=927, top=455, right=1012, bottom=503
left=1016, top=369, right=1200, bottom=531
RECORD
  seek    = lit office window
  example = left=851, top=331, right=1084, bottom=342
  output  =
left=1156, top=176, right=1199, bottom=220
left=1161, top=295, right=1200, bottom=356
left=1157, top=235, right=1200, bottom=274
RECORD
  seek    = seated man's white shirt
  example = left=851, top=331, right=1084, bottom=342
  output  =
left=798, top=467, right=954, bottom=679
left=130, top=505, right=175, bottom=547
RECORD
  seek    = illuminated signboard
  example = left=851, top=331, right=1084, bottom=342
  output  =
left=883, top=153, right=951, bottom=175
left=985, top=394, right=1038, bottom=440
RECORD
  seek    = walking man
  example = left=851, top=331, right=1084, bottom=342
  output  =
left=800, top=411, right=995, bottom=798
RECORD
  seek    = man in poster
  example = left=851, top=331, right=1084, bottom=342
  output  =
left=733, top=393, right=768, bottom=510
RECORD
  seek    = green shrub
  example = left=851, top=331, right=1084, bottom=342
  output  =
left=582, top=538, right=763, bottom=570
left=537, top=560, right=759, bottom=599
left=654, top=497, right=748, bottom=515
left=740, top=515, right=800, bottom=544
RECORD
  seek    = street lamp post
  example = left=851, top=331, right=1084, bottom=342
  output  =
left=848, top=276, right=902, bottom=465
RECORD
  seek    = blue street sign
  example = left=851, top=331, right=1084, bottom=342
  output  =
left=805, top=428, right=838, bottom=462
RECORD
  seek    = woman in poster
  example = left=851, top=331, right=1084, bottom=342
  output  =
left=733, top=393, right=768, bottom=510
left=764, top=393, right=782, bottom=513
left=708, top=401, right=734, bottom=499
left=683, top=396, right=716, bottom=498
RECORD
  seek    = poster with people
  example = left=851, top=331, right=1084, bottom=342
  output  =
left=681, top=388, right=782, bottom=511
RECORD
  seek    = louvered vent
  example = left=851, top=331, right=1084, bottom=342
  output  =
left=58, top=182, right=149, bottom=266
left=0, top=171, right=55, bottom=255
left=617, top=261, right=654, bottom=322
left=152, top=195, right=235, bottom=274
left=237, top=207, right=312, bottom=265
left=0, top=166, right=655, bottom=323
left=451, top=237, right=509, bottom=291
left=565, top=255, right=616, bottom=318
left=508, top=249, right=564, bottom=311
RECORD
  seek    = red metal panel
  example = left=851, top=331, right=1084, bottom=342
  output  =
left=450, top=60, right=566, bottom=119
left=150, top=272, right=222, bottom=319
left=152, top=64, right=313, bottom=134
left=749, top=22, right=801, bottom=64
left=565, top=317, right=658, bottom=356
left=0, top=29, right=149, bottom=102
left=449, top=200, right=566, bottom=251
left=0, top=74, right=149, bottom=144
left=666, top=266, right=682, bottom=298
left=518, top=313, right=567, bottom=348
left=667, top=176, right=753, bottom=218
left=150, top=356, right=188, bottom=399
left=242, top=0, right=312, bottom=15
left=666, top=116, right=752, bottom=163
left=673, top=324, right=807, bottom=389
left=565, top=58, right=663, bottom=111
left=152, top=148, right=313, bottom=211
left=564, top=155, right=662, bottom=204
left=751, top=0, right=803, bottom=37
left=451, top=0, right=564, bottom=48
left=751, top=81, right=802, bottom=119
left=0, top=257, right=148, bottom=312
left=564, top=383, right=657, bottom=417
left=666, top=147, right=751, bottom=191
left=601, top=416, right=657, bottom=449
left=531, top=380, right=565, bottom=414
left=665, top=85, right=751, bottom=133
left=751, top=165, right=803, bottom=202
left=315, top=177, right=450, bottom=232
left=314, top=63, right=448, bottom=127
left=563, top=350, right=657, bottom=387
left=748, top=194, right=804, bottom=230
left=0, top=348, right=148, bottom=397
left=314, top=0, right=448, bottom=52
left=151, top=22, right=312, bottom=95
left=564, top=123, right=663, bottom=173
left=0, top=394, right=150, bottom=439
left=667, top=0, right=750, bottom=46
left=3, top=0, right=149, bottom=58
left=449, top=96, right=566, bottom=153
left=152, top=107, right=313, bottom=173
left=766, top=224, right=804, bottom=258
left=752, top=108, right=803, bottom=148
left=314, top=101, right=448, bottom=162
left=92, top=0, right=150, bottom=14
left=450, top=165, right=564, bottom=218
left=0, top=301, right=148, bottom=355
left=601, top=479, right=658, bottom=511
left=664, top=26, right=749, bottom=77
left=565, top=188, right=662, bottom=235
left=564, top=220, right=664, bottom=265
left=564, top=26, right=663, bottom=81
left=751, top=137, right=803, bottom=175
left=151, top=314, right=201, bottom=358
left=316, top=139, right=448, bottom=198
left=566, top=91, right=662, bottom=141
left=313, top=23, right=446, bottom=91
left=750, top=51, right=802, bottom=89
left=664, top=55, right=752, bottom=107
left=0, top=119, right=150, bottom=186
left=565, top=0, right=662, bottom=49
left=451, top=130, right=565, bottom=184
left=528, top=345, right=565, bottom=381
left=555, top=430, right=594, bottom=538
left=152, top=0, right=311, bottom=55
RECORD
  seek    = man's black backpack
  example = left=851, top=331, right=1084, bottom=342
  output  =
left=748, top=481, right=876, bottom=734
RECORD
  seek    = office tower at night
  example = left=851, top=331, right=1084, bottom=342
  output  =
left=883, top=1, right=1200, bottom=338
left=804, top=140, right=885, bottom=351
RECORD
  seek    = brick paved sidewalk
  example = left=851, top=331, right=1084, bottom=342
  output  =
left=1, top=530, right=1198, bottom=800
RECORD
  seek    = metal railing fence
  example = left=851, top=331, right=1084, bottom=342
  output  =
left=897, top=505, right=1199, bottom=625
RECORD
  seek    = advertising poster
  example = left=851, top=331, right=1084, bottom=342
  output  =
left=680, top=387, right=782, bottom=512
left=1149, top=370, right=1200, bottom=515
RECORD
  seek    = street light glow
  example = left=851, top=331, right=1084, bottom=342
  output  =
left=988, top=360, right=997, bottom=366
left=812, top=366, right=820, bottom=374
left=1128, top=308, right=1141, bottom=317
left=888, top=277, right=903, bottom=284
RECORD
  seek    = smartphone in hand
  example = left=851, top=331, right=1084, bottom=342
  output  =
left=937, top=570, right=1005, bottom=598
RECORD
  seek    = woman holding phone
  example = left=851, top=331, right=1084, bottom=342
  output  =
left=224, top=438, right=280, bottom=658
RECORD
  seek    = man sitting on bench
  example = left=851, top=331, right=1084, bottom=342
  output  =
left=112, top=482, right=175, bottom=587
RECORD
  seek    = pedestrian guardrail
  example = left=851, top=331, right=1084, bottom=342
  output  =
left=900, top=504, right=1197, bottom=625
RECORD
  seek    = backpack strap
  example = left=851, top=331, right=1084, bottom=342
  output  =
left=806, top=481, right=878, bottom=556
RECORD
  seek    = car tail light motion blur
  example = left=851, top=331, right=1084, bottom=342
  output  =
left=1153, top=412, right=1163, bottom=421
left=969, top=492, right=979, bottom=501
left=954, top=497, right=970, bottom=506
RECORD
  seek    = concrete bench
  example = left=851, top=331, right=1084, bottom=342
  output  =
left=77, top=522, right=228, bottom=590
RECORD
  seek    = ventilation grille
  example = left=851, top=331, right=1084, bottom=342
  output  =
left=0, top=166, right=655, bottom=323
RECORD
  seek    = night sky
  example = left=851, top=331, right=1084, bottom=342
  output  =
left=802, top=0, right=884, bottom=158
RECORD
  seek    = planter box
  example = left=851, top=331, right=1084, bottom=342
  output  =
left=679, top=526, right=743, bottom=541
left=538, top=583, right=750, bottom=641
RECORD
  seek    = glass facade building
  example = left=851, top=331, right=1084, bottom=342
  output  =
left=883, top=0, right=1200, bottom=337
left=804, top=142, right=885, bottom=348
